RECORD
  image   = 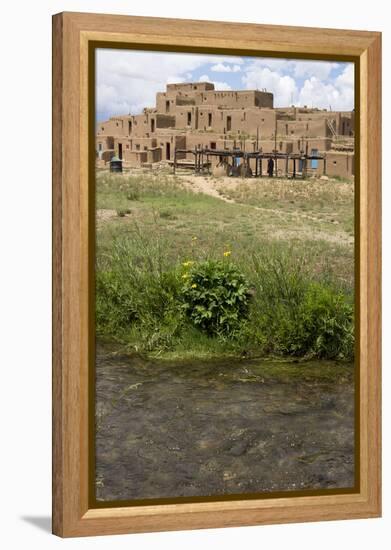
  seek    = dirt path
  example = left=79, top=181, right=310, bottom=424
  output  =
left=95, top=347, right=355, bottom=502
left=183, top=175, right=337, bottom=221
left=183, top=175, right=235, bottom=203
left=181, top=175, right=353, bottom=245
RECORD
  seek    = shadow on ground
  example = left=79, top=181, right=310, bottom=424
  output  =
left=21, top=516, right=51, bottom=534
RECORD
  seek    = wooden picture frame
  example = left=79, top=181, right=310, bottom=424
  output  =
left=52, top=11, right=381, bottom=537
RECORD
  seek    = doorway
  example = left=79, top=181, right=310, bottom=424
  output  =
left=166, top=142, right=170, bottom=160
left=118, top=143, right=123, bottom=159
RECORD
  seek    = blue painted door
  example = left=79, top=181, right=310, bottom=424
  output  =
left=311, top=148, right=318, bottom=169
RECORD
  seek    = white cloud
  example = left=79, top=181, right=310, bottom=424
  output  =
left=241, top=58, right=354, bottom=110
left=198, top=75, right=231, bottom=90
left=210, top=63, right=241, bottom=73
left=297, top=65, right=354, bottom=111
left=246, top=58, right=288, bottom=72
left=335, top=63, right=354, bottom=88
left=242, top=67, right=298, bottom=106
left=292, top=61, right=339, bottom=80
left=213, top=81, right=232, bottom=91
left=97, top=49, right=247, bottom=118
left=298, top=74, right=354, bottom=111
left=246, top=58, right=338, bottom=80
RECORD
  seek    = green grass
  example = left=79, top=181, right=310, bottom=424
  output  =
left=95, top=171, right=355, bottom=360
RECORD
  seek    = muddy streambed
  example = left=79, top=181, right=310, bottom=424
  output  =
left=95, top=346, right=355, bottom=502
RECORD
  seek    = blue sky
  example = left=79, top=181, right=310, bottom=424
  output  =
left=96, top=49, right=354, bottom=122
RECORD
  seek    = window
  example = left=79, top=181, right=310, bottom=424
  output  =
left=128, top=121, right=132, bottom=134
left=136, top=144, right=140, bottom=150
left=208, top=113, right=212, bottom=126
left=187, top=112, right=192, bottom=125
left=227, top=116, right=232, bottom=131
left=210, top=142, right=216, bottom=150
left=165, top=100, right=170, bottom=113
left=151, top=119, right=155, bottom=132
left=98, top=143, right=102, bottom=151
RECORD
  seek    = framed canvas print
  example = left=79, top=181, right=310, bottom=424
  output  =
left=52, top=12, right=381, bottom=537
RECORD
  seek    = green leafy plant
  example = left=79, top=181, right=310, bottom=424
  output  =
left=289, top=282, right=354, bottom=359
left=181, top=259, right=251, bottom=336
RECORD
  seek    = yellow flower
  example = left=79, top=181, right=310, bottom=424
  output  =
left=182, top=260, right=194, bottom=268
left=223, top=250, right=231, bottom=257
left=192, top=236, right=198, bottom=241
left=182, top=273, right=189, bottom=279
left=191, top=283, right=197, bottom=289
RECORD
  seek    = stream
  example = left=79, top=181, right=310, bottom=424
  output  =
left=95, top=346, right=355, bottom=502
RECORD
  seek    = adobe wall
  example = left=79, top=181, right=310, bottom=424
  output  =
left=155, top=114, right=176, bottom=128
left=197, top=107, right=276, bottom=137
left=324, top=151, right=355, bottom=178
left=277, top=118, right=329, bottom=138
left=156, top=92, right=176, bottom=113
left=167, top=82, right=215, bottom=93
left=96, top=135, right=114, bottom=153
left=124, top=150, right=148, bottom=167
left=173, top=105, right=276, bottom=136
left=194, top=90, right=273, bottom=109
left=97, top=117, right=128, bottom=137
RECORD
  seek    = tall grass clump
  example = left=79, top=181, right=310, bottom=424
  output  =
left=96, top=224, right=184, bottom=352
left=247, top=251, right=354, bottom=360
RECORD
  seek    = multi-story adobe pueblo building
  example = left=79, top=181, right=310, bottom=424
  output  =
left=96, top=82, right=355, bottom=179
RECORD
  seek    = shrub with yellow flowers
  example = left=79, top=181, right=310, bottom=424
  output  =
left=181, top=258, right=251, bottom=336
